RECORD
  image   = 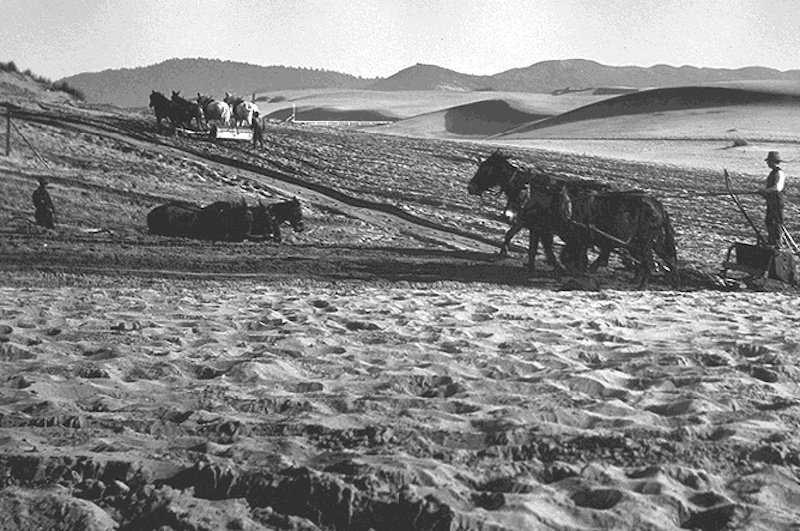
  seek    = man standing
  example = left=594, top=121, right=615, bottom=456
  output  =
left=758, top=151, right=786, bottom=248
left=251, top=111, right=264, bottom=151
left=32, top=177, right=56, bottom=229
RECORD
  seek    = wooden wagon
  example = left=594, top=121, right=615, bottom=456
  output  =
left=175, top=125, right=252, bottom=141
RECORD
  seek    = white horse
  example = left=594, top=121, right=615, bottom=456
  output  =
left=224, top=93, right=259, bottom=128
left=197, top=94, right=231, bottom=127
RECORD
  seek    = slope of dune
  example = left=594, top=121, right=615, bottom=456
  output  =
left=265, top=106, right=398, bottom=122
left=383, top=99, right=551, bottom=137
left=498, top=82, right=800, bottom=138
left=255, top=89, right=610, bottom=125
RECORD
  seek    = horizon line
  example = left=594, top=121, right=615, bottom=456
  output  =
left=55, top=56, right=800, bottom=81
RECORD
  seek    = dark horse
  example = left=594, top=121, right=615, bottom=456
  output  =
left=505, top=180, right=681, bottom=288
left=171, top=91, right=205, bottom=130
left=147, top=198, right=303, bottom=243
left=148, top=200, right=259, bottom=241
left=264, top=197, right=304, bottom=242
left=468, top=149, right=610, bottom=271
left=149, top=91, right=175, bottom=132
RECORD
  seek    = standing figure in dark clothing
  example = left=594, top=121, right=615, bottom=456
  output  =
left=32, top=177, right=56, bottom=229
left=758, top=151, right=786, bottom=248
left=251, top=111, right=264, bottom=150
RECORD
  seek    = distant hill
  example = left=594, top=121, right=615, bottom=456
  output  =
left=369, top=64, right=493, bottom=91
left=60, top=57, right=800, bottom=108
left=488, top=59, right=800, bottom=92
left=370, top=59, right=800, bottom=93
left=59, top=58, right=376, bottom=108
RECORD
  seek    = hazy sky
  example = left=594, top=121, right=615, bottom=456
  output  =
left=3, top=0, right=800, bottom=80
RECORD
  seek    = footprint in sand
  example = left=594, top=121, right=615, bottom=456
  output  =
left=571, top=488, right=624, bottom=510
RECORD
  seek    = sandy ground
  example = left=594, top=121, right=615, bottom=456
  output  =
left=4, top=272, right=800, bottom=530
left=3, top=77, right=800, bottom=530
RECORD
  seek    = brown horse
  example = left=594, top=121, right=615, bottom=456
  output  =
left=148, top=200, right=263, bottom=242
left=171, top=91, right=205, bottom=130
left=149, top=91, right=176, bottom=132
left=468, top=150, right=610, bottom=271
left=505, top=181, right=681, bottom=288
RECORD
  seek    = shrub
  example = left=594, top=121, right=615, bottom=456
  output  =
left=50, top=80, right=85, bottom=101
left=0, top=61, right=19, bottom=73
left=732, top=138, right=749, bottom=147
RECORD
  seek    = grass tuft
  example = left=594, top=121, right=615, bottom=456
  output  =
left=731, top=137, right=749, bottom=147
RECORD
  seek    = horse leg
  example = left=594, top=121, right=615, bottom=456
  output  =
left=541, top=231, right=563, bottom=271
left=589, top=247, right=611, bottom=273
left=560, top=241, right=586, bottom=272
left=501, top=223, right=523, bottom=256
left=526, top=227, right=541, bottom=272
left=634, top=241, right=656, bottom=289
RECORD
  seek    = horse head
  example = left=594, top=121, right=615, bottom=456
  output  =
left=468, top=150, right=515, bottom=195
left=197, top=93, right=212, bottom=108
left=287, top=197, right=304, bottom=232
left=149, top=90, right=163, bottom=107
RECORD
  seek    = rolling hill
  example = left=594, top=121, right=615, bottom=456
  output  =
left=58, top=58, right=377, bottom=108
left=489, top=59, right=800, bottom=92
left=58, top=58, right=800, bottom=109
left=369, top=63, right=493, bottom=91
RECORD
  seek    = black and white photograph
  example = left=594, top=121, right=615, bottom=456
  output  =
left=2, top=1, right=800, bottom=529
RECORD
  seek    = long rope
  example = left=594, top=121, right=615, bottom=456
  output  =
left=9, top=117, right=57, bottom=176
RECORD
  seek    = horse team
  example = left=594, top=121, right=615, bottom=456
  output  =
left=147, top=198, right=304, bottom=243
left=469, top=150, right=680, bottom=288
left=146, top=89, right=305, bottom=248
left=149, top=90, right=259, bottom=133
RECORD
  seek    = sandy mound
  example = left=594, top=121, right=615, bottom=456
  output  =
left=499, top=83, right=800, bottom=137
left=391, top=100, right=551, bottom=136
left=384, top=99, right=551, bottom=137
left=266, top=106, right=397, bottom=122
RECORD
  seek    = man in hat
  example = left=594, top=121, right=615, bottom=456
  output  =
left=757, top=151, right=786, bottom=247
left=251, top=110, right=264, bottom=151
left=32, top=177, right=56, bottom=229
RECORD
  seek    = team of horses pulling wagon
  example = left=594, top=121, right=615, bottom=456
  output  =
left=148, top=90, right=259, bottom=140
left=468, top=150, right=681, bottom=288
left=469, top=150, right=798, bottom=289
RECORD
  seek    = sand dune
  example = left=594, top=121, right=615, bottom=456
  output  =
left=384, top=99, right=551, bottom=137
left=499, top=83, right=800, bottom=138
left=266, top=106, right=397, bottom=122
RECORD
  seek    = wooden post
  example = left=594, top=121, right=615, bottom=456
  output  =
left=4, top=104, right=10, bottom=157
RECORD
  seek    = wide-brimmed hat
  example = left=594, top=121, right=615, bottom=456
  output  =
left=37, top=177, right=48, bottom=185
left=765, top=151, right=783, bottom=163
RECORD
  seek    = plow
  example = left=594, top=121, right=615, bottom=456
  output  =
left=719, top=169, right=797, bottom=287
